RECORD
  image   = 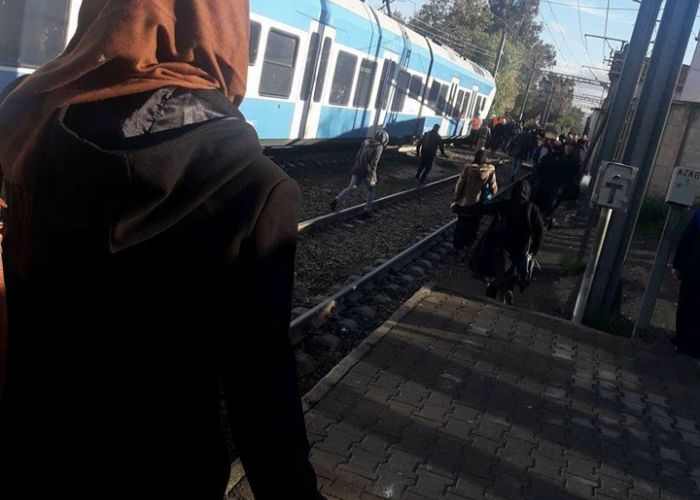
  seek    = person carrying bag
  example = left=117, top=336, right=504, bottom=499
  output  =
left=451, top=163, right=498, bottom=256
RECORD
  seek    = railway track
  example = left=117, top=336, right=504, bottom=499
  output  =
left=290, top=169, right=531, bottom=346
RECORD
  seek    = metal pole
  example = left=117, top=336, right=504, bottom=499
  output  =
left=493, top=28, right=507, bottom=77
left=573, top=207, right=613, bottom=324
left=633, top=204, right=686, bottom=336
left=585, top=0, right=662, bottom=199
left=578, top=0, right=662, bottom=260
left=588, top=0, right=700, bottom=318
left=519, top=68, right=537, bottom=121
left=543, top=80, right=556, bottom=126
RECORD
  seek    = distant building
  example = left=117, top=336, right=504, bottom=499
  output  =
left=648, top=44, right=700, bottom=199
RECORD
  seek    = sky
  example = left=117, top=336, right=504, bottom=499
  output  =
left=369, top=0, right=700, bottom=108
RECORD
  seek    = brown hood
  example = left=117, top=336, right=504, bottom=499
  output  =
left=0, top=0, right=250, bottom=186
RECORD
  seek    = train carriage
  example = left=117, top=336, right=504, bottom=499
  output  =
left=0, top=0, right=496, bottom=146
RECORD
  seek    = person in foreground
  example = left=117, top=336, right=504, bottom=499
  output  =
left=672, top=209, right=700, bottom=358
left=0, top=1, right=320, bottom=498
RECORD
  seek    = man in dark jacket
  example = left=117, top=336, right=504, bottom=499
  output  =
left=457, top=180, right=544, bottom=305
left=491, top=120, right=506, bottom=154
left=331, top=129, right=389, bottom=215
left=416, top=124, right=445, bottom=184
left=509, top=128, right=533, bottom=181
left=534, top=141, right=579, bottom=228
left=672, top=209, right=700, bottom=358
left=475, top=123, right=491, bottom=151
left=0, top=2, right=320, bottom=499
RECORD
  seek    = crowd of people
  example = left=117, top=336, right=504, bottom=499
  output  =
left=329, top=117, right=586, bottom=308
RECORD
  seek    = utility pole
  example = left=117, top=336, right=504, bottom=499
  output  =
left=576, top=0, right=661, bottom=290
left=586, top=0, right=700, bottom=320
left=519, top=67, right=538, bottom=122
left=583, top=1, right=662, bottom=204
left=543, top=79, right=557, bottom=126
left=493, top=28, right=507, bottom=77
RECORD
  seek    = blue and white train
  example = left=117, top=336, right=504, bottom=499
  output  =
left=0, top=0, right=496, bottom=145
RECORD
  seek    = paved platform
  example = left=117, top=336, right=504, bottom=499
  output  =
left=298, top=284, right=700, bottom=499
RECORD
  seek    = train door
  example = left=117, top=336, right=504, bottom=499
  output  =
left=298, top=25, right=336, bottom=141
left=451, top=89, right=465, bottom=137
left=373, top=51, right=401, bottom=131
left=466, top=85, right=479, bottom=134
left=440, top=78, right=459, bottom=137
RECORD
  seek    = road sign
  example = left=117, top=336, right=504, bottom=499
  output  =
left=591, top=162, right=639, bottom=210
left=666, top=166, right=700, bottom=207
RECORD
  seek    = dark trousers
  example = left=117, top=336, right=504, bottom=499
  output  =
left=534, top=186, right=562, bottom=219
left=454, top=214, right=482, bottom=251
left=484, top=249, right=516, bottom=300
left=417, top=154, right=435, bottom=183
left=674, top=279, right=700, bottom=357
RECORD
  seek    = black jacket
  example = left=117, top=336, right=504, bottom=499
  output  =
left=457, top=181, right=544, bottom=257
left=417, top=130, right=445, bottom=158
left=510, top=131, right=533, bottom=160
left=0, top=87, right=318, bottom=499
left=674, top=211, right=700, bottom=284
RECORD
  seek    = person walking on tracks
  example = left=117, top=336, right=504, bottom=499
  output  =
left=509, top=127, right=533, bottom=182
left=456, top=180, right=544, bottom=305
left=416, top=124, right=445, bottom=185
left=451, top=162, right=498, bottom=257
left=331, top=129, right=389, bottom=215
left=475, top=122, right=492, bottom=152
left=672, top=209, right=700, bottom=358
left=0, top=2, right=321, bottom=499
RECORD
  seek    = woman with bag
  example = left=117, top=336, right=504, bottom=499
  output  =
left=451, top=162, right=498, bottom=257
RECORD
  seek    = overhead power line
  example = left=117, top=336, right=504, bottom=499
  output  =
left=540, top=0, right=638, bottom=11
left=546, top=2, right=585, bottom=66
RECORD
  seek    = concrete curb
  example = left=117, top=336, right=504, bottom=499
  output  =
left=302, top=283, right=434, bottom=412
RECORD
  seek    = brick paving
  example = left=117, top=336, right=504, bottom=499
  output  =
left=301, top=287, right=700, bottom=499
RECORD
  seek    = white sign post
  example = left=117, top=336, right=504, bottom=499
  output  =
left=574, top=162, right=639, bottom=324
left=634, top=166, right=700, bottom=335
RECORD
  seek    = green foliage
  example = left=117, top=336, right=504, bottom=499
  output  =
left=405, top=0, right=587, bottom=129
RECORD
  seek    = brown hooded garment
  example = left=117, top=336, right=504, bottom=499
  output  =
left=0, top=2, right=319, bottom=499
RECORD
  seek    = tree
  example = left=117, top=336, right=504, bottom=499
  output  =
left=407, top=0, right=558, bottom=119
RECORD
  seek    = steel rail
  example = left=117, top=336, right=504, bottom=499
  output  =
left=289, top=173, right=531, bottom=345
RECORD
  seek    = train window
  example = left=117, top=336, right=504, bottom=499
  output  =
left=353, top=59, right=377, bottom=108
left=454, top=90, right=465, bottom=118
left=329, top=51, right=357, bottom=106
left=249, top=22, right=262, bottom=66
left=300, top=33, right=320, bottom=101
left=259, top=29, right=299, bottom=98
left=437, top=84, right=449, bottom=115
left=391, top=70, right=410, bottom=112
left=427, top=81, right=441, bottom=110
left=481, top=96, right=487, bottom=111
left=313, top=38, right=333, bottom=103
left=409, top=75, right=423, bottom=100
left=0, top=0, right=70, bottom=67
left=375, top=59, right=397, bottom=110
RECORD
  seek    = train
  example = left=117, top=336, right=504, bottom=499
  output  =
left=0, top=0, right=496, bottom=146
